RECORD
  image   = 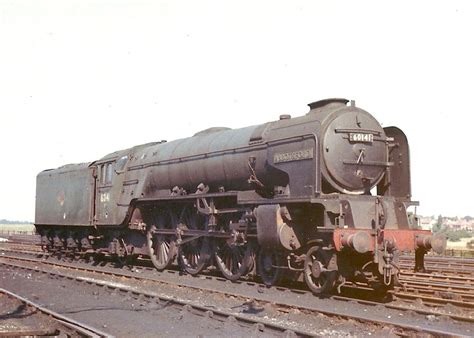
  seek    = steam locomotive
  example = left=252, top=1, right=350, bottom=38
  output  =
left=35, top=98, right=445, bottom=294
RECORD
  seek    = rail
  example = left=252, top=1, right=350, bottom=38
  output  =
left=0, top=287, right=110, bottom=337
left=1, top=249, right=472, bottom=336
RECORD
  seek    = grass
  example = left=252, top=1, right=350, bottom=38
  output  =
left=0, top=223, right=35, bottom=234
left=446, top=237, right=472, bottom=249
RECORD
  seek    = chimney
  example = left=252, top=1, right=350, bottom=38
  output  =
left=307, top=98, right=349, bottom=110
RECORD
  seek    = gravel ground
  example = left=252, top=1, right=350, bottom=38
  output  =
left=1, top=255, right=472, bottom=337
left=0, top=262, right=387, bottom=337
left=0, top=292, right=61, bottom=335
left=0, top=265, right=275, bottom=337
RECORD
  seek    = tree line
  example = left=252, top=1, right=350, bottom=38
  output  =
left=0, top=219, right=33, bottom=224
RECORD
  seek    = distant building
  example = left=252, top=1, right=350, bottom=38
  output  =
left=414, top=216, right=473, bottom=232
left=419, top=217, right=436, bottom=230
left=445, top=218, right=473, bottom=231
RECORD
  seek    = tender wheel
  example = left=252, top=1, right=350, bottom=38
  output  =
left=257, top=248, right=281, bottom=286
left=52, top=231, right=65, bottom=253
left=38, top=229, right=50, bottom=252
left=146, top=208, right=178, bottom=271
left=215, top=241, right=254, bottom=281
left=303, top=246, right=337, bottom=295
left=177, top=205, right=211, bottom=275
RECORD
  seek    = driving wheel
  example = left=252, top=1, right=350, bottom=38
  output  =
left=257, top=248, right=282, bottom=286
left=215, top=240, right=255, bottom=281
left=146, top=207, right=178, bottom=271
left=177, top=205, right=211, bottom=275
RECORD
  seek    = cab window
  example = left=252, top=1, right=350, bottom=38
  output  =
left=99, top=162, right=114, bottom=185
left=115, top=156, right=128, bottom=172
left=100, top=164, right=106, bottom=184
left=105, top=163, right=113, bottom=184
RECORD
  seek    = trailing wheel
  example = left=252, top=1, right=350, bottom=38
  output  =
left=257, top=248, right=282, bottom=286
left=215, top=241, right=255, bottom=281
left=177, top=205, right=211, bottom=275
left=303, top=246, right=337, bottom=295
left=146, top=208, right=178, bottom=271
left=115, top=238, right=136, bottom=267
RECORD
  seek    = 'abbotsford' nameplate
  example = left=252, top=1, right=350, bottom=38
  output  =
left=273, top=148, right=313, bottom=163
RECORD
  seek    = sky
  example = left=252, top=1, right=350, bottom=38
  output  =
left=0, top=1, right=473, bottom=221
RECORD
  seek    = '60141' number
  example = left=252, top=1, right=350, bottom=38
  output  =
left=349, top=133, right=373, bottom=143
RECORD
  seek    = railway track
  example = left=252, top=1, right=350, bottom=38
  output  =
left=395, top=270, right=474, bottom=308
left=0, top=287, right=109, bottom=337
left=5, top=236, right=466, bottom=277
left=1, top=250, right=472, bottom=336
left=3, top=243, right=473, bottom=307
left=0, top=256, right=321, bottom=337
left=0, top=244, right=45, bottom=254
left=2, top=242, right=473, bottom=311
left=0, top=233, right=40, bottom=245
left=6, top=236, right=473, bottom=274
left=399, top=254, right=474, bottom=277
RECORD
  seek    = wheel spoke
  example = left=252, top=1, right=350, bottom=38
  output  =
left=215, top=240, right=253, bottom=281
left=178, top=207, right=210, bottom=275
left=233, top=248, right=243, bottom=272
left=304, top=246, right=336, bottom=295
left=146, top=208, right=177, bottom=271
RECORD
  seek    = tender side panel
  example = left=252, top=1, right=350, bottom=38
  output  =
left=35, top=163, right=94, bottom=226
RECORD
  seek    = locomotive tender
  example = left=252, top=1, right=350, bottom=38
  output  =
left=35, top=98, right=445, bottom=293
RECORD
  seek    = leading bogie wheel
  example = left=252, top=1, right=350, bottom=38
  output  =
left=303, top=246, right=337, bottom=295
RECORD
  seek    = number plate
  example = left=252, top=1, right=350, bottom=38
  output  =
left=349, top=133, right=373, bottom=143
